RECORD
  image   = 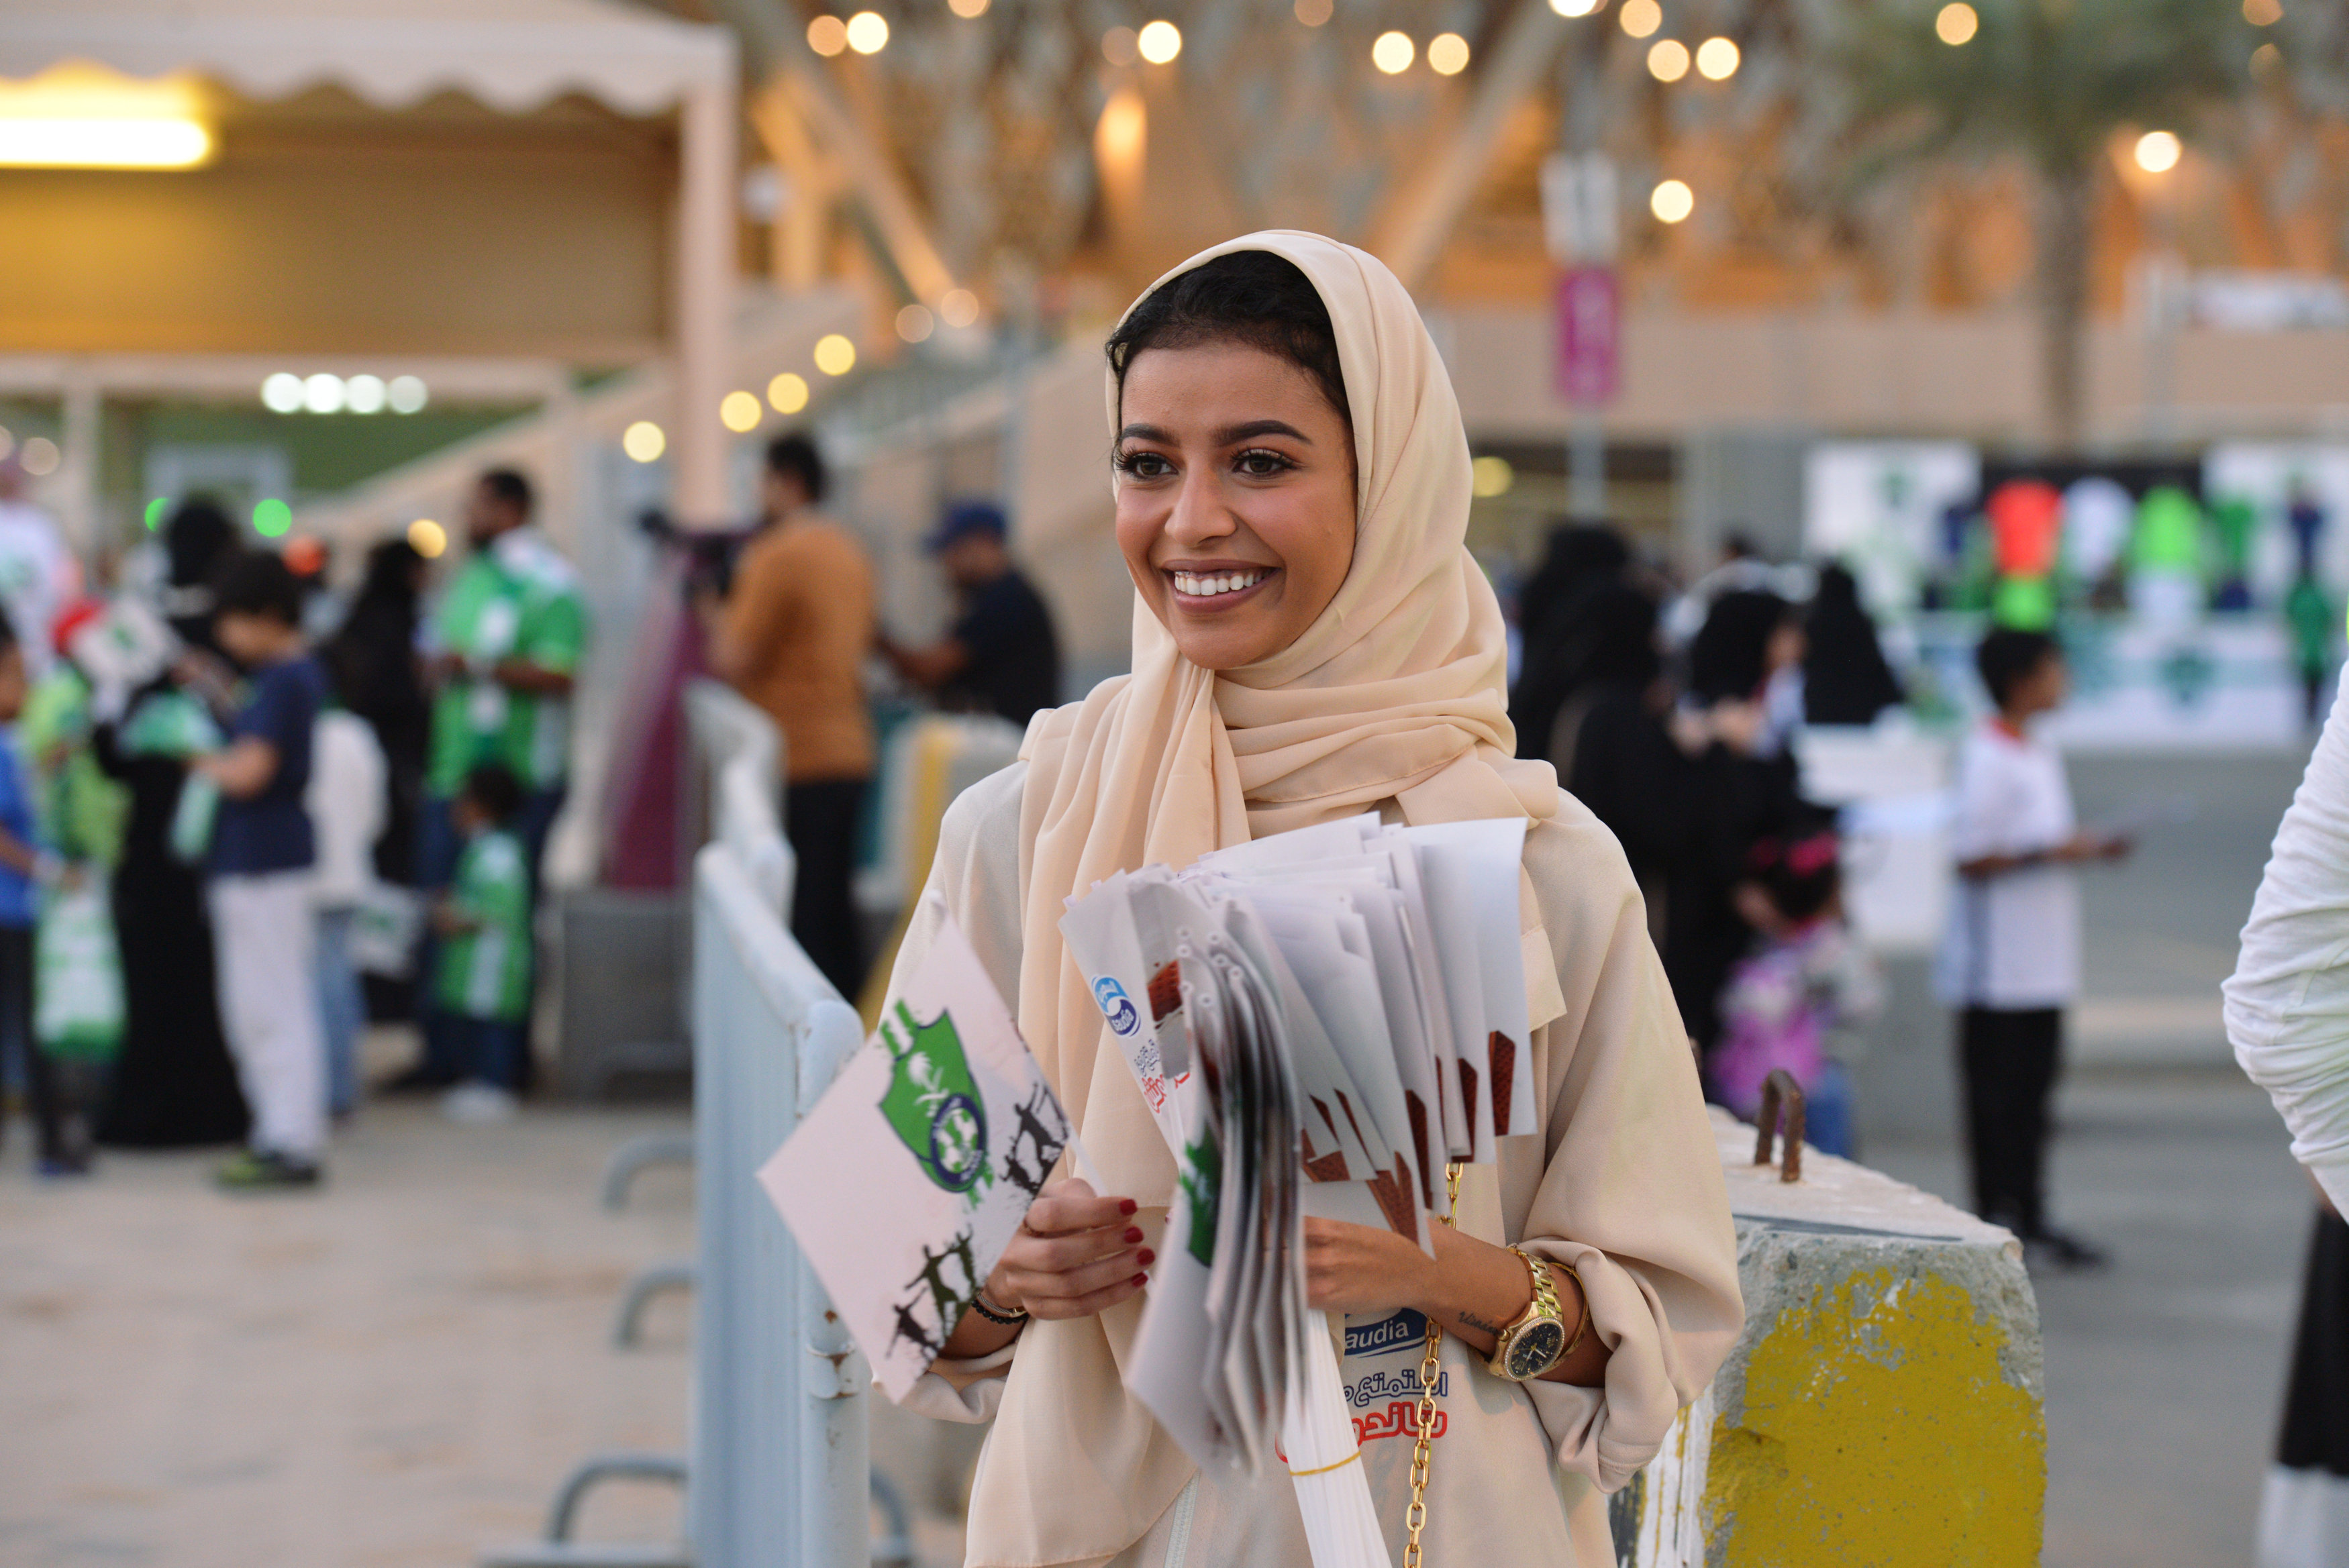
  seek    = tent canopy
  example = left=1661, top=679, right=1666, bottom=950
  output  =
left=0, top=0, right=732, bottom=117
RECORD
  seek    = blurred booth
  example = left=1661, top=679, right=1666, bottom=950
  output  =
left=0, top=0, right=743, bottom=544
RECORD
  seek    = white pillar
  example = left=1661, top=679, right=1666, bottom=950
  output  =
left=674, top=78, right=738, bottom=527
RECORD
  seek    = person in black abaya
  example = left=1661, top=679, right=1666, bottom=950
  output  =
left=1510, top=521, right=1632, bottom=765
left=1659, top=589, right=1808, bottom=1056
left=95, top=501, right=248, bottom=1148
left=1803, top=563, right=1905, bottom=727
left=323, top=538, right=429, bottom=886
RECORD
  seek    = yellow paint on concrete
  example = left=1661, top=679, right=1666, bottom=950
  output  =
left=1705, top=1267, right=2044, bottom=1567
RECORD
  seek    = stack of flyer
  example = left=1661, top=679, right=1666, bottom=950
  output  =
left=1060, top=813, right=1534, bottom=1568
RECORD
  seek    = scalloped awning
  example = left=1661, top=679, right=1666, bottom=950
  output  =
left=0, top=0, right=734, bottom=117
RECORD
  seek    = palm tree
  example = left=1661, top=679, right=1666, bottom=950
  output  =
left=1834, top=0, right=2254, bottom=448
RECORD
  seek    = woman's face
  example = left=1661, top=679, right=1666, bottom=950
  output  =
left=1114, top=340, right=1356, bottom=672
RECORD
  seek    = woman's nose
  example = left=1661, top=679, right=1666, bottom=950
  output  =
left=1164, top=472, right=1236, bottom=547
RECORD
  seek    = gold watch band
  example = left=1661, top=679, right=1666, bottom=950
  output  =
left=1485, top=1245, right=1568, bottom=1381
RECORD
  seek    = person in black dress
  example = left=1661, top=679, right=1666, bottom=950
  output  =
left=1802, top=563, right=1905, bottom=727
left=94, top=500, right=248, bottom=1148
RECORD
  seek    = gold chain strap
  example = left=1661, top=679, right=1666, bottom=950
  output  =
left=1403, top=1161, right=1463, bottom=1568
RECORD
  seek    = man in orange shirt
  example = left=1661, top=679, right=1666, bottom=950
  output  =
left=705, top=435, right=875, bottom=999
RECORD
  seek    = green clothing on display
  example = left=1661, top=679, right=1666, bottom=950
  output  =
left=21, top=670, right=126, bottom=866
left=436, top=828, right=533, bottom=1023
left=2288, top=575, right=2335, bottom=676
left=428, top=529, right=586, bottom=796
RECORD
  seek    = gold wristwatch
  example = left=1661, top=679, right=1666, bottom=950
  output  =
left=1484, top=1246, right=1569, bottom=1382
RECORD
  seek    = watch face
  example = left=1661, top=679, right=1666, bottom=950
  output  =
left=1508, top=1320, right=1566, bottom=1379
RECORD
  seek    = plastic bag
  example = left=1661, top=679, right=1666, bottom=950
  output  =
left=36, top=880, right=122, bottom=1063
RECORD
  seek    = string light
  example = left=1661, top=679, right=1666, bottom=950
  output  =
left=1549, top=0, right=1601, bottom=14
left=252, top=498, right=293, bottom=538
left=19, top=438, right=57, bottom=477
left=844, top=11, right=890, bottom=54
left=1651, top=178, right=1694, bottom=223
left=387, top=376, right=429, bottom=414
left=1136, top=21, right=1183, bottom=64
left=1936, top=3, right=1979, bottom=44
left=768, top=372, right=810, bottom=414
left=720, top=391, right=763, bottom=432
left=1619, top=0, right=1662, bottom=38
left=807, top=15, right=848, bottom=55
left=344, top=374, right=387, bottom=414
left=2244, top=0, right=2282, bottom=23
left=1695, top=37, right=1740, bottom=80
left=302, top=374, right=345, bottom=415
left=408, top=519, right=448, bottom=558
left=1429, top=34, right=1472, bottom=75
left=261, top=373, right=304, bottom=414
left=622, top=421, right=666, bottom=463
left=813, top=334, right=858, bottom=376
left=949, top=0, right=991, bottom=15
left=1372, top=32, right=1415, bottom=73
left=1648, top=39, right=1690, bottom=81
left=940, top=289, right=982, bottom=329
left=2134, top=130, right=2182, bottom=173
left=897, top=304, right=936, bottom=343
left=1471, top=456, right=1514, bottom=498
left=1102, top=26, right=1139, bottom=66
left=1295, top=0, right=1334, bottom=23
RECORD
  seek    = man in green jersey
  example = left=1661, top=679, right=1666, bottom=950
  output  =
left=393, top=468, right=586, bottom=1092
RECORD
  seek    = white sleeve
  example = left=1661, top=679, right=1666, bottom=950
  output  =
left=1946, top=743, right=2012, bottom=861
left=2225, top=666, right=2349, bottom=1213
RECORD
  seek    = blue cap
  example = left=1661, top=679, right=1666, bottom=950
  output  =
left=926, top=500, right=1008, bottom=554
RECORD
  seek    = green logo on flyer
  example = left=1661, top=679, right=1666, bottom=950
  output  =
left=879, top=1001, right=992, bottom=1201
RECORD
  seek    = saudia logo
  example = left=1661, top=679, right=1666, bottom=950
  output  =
left=1092, top=976, right=1141, bottom=1037
left=1344, top=1308, right=1430, bottom=1359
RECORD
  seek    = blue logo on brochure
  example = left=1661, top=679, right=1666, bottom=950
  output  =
left=1092, top=976, right=1141, bottom=1037
left=1345, top=1309, right=1430, bottom=1359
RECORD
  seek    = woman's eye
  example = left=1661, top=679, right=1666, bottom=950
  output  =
left=1116, top=449, right=1172, bottom=480
left=1234, top=448, right=1295, bottom=477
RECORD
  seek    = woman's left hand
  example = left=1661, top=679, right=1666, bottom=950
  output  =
left=1303, top=1216, right=1440, bottom=1317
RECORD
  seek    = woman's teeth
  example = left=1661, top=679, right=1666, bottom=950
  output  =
left=1172, top=569, right=1268, bottom=597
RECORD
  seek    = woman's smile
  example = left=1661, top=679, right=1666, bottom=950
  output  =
left=1166, top=561, right=1278, bottom=610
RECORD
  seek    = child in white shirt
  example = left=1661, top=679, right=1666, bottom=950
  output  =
left=1938, top=629, right=2129, bottom=1267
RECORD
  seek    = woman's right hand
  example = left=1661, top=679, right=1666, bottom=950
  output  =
left=985, top=1179, right=1153, bottom=1322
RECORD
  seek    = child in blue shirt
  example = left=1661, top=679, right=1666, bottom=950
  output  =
left=0, top=613, right=80, bottom=1173
left=190, top=553, right=330, bottom=1190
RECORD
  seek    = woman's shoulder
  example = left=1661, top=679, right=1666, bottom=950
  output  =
left=938, top=755, right=1029, bottom=847
left=1523, top=787, right=1644, bottom=938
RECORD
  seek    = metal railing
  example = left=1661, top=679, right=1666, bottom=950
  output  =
left=691, top=820, right=867, bottom=1564
left=491, top=684, right=874, bottom=1567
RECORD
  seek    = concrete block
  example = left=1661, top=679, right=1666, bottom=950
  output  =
left=1615, top=1110, right=2045, bottom=1567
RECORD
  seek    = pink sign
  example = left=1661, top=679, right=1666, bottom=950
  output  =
left=1554, top=266, right=1619, bottom=406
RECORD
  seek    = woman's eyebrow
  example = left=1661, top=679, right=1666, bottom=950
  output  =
left=1215, top=419, right=1312, bottom=446
left=1116, top=422, right=1174, bottom=443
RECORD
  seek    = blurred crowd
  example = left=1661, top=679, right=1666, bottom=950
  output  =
left=1507, top=517, right=2119, bottom=1269
left=0, top=433, right=1062, bottom=1194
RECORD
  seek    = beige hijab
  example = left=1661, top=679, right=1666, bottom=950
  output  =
left=975, top=231, right=1562, bottom=1567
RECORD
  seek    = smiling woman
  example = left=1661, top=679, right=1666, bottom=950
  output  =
left=872, top=233, right=1740, bottom=1568
left=1105, top=252, right=1358, bottom=670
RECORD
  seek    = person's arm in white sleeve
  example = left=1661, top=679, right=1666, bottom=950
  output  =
left=2225, top=666, right=2349, bottom=1214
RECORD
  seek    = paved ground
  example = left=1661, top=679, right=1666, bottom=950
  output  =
left=0, top=747, right=2329, bottom=1567
left=0, top=1039, right=699, bottom=1568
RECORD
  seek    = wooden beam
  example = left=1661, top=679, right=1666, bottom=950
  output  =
left=1367, top=0, right=1570, bottom=293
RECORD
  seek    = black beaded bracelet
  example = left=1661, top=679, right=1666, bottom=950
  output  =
left=969, top=1288, right=1029, bottom=1327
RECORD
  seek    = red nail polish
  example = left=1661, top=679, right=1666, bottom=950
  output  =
left=1119, top=1198, right=1138, bottom=1215
left=1132, top=1272, right=1148, bottom=1286
left=1123, top=1226, right=1144, bottom=1244
left=1137, top=1248, right=1156, bottom=1265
